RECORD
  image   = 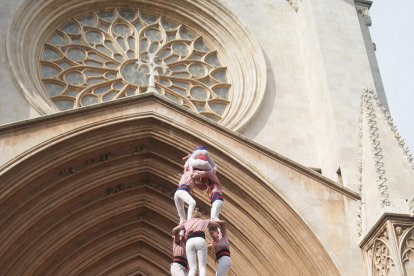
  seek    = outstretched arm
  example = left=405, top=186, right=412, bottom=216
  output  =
left=207, top=219, right=225, bottom=228
left=208, top=220, right=227, bottom=236
left=172, top=225, right=184, bottom=235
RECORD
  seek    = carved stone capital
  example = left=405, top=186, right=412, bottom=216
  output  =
left=360, top=214, right=414, bottom=276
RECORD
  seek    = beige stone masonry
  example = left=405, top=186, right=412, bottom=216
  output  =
left=0, top=93, right=364, bottom=274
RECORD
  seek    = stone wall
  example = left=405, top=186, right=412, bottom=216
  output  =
left=0, top=0, right=39, bottom=124
left=0, top=0, right=383, bottom=190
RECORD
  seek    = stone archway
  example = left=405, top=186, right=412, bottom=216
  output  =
left=0, top=115, right=340, bottom=275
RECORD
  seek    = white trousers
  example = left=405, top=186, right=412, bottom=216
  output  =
left=171, top=262, right=188, bottom=276
left=186, top=237, right=207, bottom=276
left=216, top=256, right=232, bottom=276
left=210, top=200, right=223, bottom=220
left=174, top=190, right=196, bottom=222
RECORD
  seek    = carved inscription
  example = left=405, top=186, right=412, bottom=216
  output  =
left=107, top=182, right=132, bottom=195
left=60, top=166, right=75, bottom=176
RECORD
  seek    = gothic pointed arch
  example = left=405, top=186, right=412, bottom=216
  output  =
left=0, top=113, right=340, bottom=275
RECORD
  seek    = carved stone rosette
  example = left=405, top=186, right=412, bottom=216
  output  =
left=360, top=214, right=414, bottom=276
left=7, top=0, right=267, bottom=131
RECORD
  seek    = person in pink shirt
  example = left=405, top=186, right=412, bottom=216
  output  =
left=171, top=232, right=188, bottom=276
left=192, top=170, right=224, bottom=220
left=172, top=209, right=224, bottom=276
left=208, top=222, right=232, bottom=276
left=174, top=171, right=197, bottom=224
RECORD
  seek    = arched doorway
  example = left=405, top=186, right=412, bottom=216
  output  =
left=0, top=115, right=339, bottom=275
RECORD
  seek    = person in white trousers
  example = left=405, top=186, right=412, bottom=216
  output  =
left=191, top=170, right=224, bottom=221
left=172, top=209, right=225, bottom=276
left=208, top=222, right=232, bottom=276
left=174, top=171, right=197, bottom=224
left=183, top=146, right=218, bottom=173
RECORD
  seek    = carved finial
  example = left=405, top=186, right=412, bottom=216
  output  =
left=287, top=0, right=302, bottom=12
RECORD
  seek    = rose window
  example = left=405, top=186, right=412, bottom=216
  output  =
left=40, top=8, right=231, bottom=121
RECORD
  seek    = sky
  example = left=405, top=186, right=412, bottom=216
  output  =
left=369, top=1, right=414, bottom=152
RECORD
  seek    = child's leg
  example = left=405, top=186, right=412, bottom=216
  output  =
left=210, top=199, right=224, bottom=220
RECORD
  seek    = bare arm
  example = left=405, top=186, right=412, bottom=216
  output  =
left=219, top=221, right=227, bottom=235
left=172, top=225, right=184, bottom=235
left=207, top=219, right=225, bottom=228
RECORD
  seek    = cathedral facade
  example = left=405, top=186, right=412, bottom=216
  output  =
left=0, top=0, right=413, bottom=275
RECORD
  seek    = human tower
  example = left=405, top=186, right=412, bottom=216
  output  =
left=171, top=146, right=232, bottom=276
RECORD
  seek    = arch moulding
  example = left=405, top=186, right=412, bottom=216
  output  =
left=0, top=111, right=340, bottom=275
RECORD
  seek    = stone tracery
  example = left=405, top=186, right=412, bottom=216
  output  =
left=40, top=8, right=231, bottom=121
left=373, top=239, right=393, bottom=276
left=402, top=228, right=414, bottom=270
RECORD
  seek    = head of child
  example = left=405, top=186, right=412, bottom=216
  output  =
left=208, top=226, right=220, bottom=241
left=193, top=208, right=202, bottom=218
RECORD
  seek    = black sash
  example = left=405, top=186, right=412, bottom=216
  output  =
left=173, top=256, right=188, bottom=269
left=188, top=231, right=205, bottom=239
left=216, top=248, right=231, bottom=261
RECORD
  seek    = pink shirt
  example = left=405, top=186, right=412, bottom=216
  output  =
left=172, top=236, right=186, bottom=257
left=179, top=171, right=217, bottom=192
left=213, top=226, right=230, bottom=252
left=178, top=171, right=195, bottom=191
left=183, top=218, right=209, bottom=238
left=192, top=171, right=222, bottom=195
left=208, top=182, right=222, bottom=195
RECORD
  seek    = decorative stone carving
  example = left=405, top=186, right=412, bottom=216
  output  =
left=408, top=197, right=414, bottom=217
left=378, top=102, right=414, bottom=171
left=356, top=7, right=372, bottom=26
left=361, top=88, right=390, bottom=208
left=401, top=228, right=414, bottom=270
left=355, top=1, right=372, bottom=27
left=372, top=239, right=393, bottom=276
left=60, top=166, right=75, bottom=176
left=85, top=152, right=112, bottom=165
left=360, top=215, right=414, bottom=276
left=357, top=100, right=365, bottom=236
left=357, top=200, right=364, bottom=237
left=39, top=8, right=231, bottom=121
left=394, top=224, right=411, bottom=243
left=287, top=0, right=302, bottom=12
left=358, top=87, right=414, bottom=237
left=7, top=0, right=267, bottom=131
